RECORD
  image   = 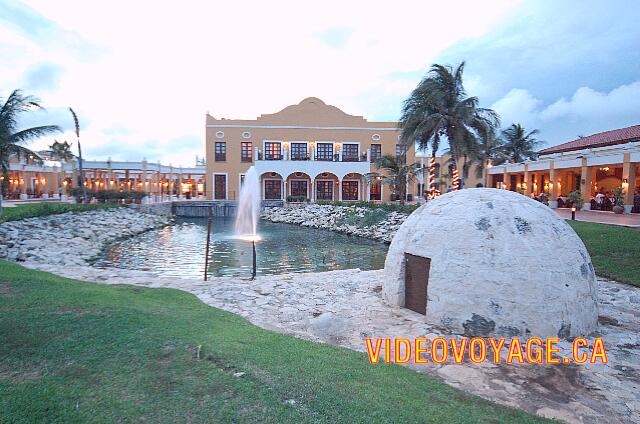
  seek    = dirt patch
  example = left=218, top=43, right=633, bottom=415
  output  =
left=0, top=281, right=16, bottom=296
left=53, top=307, right=89, bottom=316
left=0, top=362, right=46, bottom=383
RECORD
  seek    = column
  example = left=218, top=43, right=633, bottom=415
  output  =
left=622, top=153, right=637, bottom=213
left=281, top=180, right=285, bottom=200
left=310, top=180, right=315, bottom=202
left=523, top=165, right=530, bottom=197
left=502, top=171, right=509, bottom=190
left=338, top=178, right=342, bottom=201
left=366, top=179, right=371, bottom=201
left=107, top=159, right=113, bottom=189
left=549, top=161, right=558, bottom=208
left=580, top=158, right=592, bottom=210
left=178, top=167, right=183, bottom=199
left=169, top=165, right=174, bottom=198
left=156, top=162, right=161, bottom=197
left=125, top=170, right=130, bottom=191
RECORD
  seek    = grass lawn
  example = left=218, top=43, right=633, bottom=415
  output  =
left=0, top=202, right=119, bottom=223
left=0, top=260, right=548, bottom=423
left=568, top=221, right=640, bottom=287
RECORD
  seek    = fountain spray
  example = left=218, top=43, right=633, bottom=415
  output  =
left=235, top=166, right=261, bottom=279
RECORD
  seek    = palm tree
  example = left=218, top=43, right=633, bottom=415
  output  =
left=49, top=140, right=75, bottom=162
left=68, top=107, right=87, bottom=203
left=366, top=154, right=422, bottom=204
left=472, top=125, right=506, bottom=184
left=0, top=90, right=61, bottom=213
left=399, top=62, right=499, bottom=197
left=499, top=123, right=541, bottom=163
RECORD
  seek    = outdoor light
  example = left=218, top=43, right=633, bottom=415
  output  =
left=622, top=178, right=629, bottom=184
left=571, top=206, right=576, bottom=220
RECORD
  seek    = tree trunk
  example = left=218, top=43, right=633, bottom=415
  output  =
left=451, top=156, right=460, bottom=190
left=429, top=150, right=436, bottom=199
left=77, top=138, right=87, bottom=203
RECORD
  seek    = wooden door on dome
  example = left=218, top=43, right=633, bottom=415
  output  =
left=404, top=253, right=430, bottom=315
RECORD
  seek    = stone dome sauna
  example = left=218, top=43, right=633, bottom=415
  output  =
left=383, top=188, right=598, bottom=339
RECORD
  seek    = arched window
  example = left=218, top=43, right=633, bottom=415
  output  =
left=434, top=163, right=441, bottom=177
left=462, top=163, right=470, bottom=179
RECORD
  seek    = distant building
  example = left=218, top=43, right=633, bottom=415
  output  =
left=2, top=155, right=206, bottom=201
left=488, top=125, right=640, bottom=212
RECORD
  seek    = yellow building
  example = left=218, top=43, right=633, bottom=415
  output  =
left=488, top=125, right=640, bottom=213
left=205, top=97, right=482, bottom=202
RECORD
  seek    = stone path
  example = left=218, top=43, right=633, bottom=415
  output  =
left=24, top=262, right=640, bottom=424
left=555, top=209, right=640, bottom=227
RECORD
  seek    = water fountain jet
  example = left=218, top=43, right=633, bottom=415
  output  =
left=234, top=167, right=261, bottom=279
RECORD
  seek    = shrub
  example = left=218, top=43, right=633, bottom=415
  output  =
left=613, top=187, right=625, bottom=206
left=286, top=195, right=308, bottom=203
left=568, top=190, right=584, bottom=210
left=316, top=200, right=419, bottom=214
left=70, top=189, right=148, bottom=203
left=0, top=203, right=120, bottom=223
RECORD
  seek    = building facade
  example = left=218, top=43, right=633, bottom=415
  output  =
left=205, top=97, right=482, bottom=202
left=2, top=155, right=206, bottom=201
left=488, top=125, right=640, bottom=212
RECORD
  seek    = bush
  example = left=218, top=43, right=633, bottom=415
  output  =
left=568, top=190, right=584, bottom=210
left=0, top=203, right=120, bottom=223
left=336, top=208, right=389, bottom=227
left=71, top=189, right=148, bottom=203
left=316, top=200, right=419, bottom=214
left=613, top=187, right=625, bottom=206
left=286, top=195, right=308, bottom=203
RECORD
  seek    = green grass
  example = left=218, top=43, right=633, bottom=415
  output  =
left=0, top=202, right=120, bottom=223
left=0, top=260, right=548, bottom=423
left=568, top=221, right=640, bottom=287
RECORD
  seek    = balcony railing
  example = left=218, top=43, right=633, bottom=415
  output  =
left=255, top=149, right=370, bottom=162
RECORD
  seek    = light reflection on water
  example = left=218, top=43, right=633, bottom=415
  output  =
left=93, top=217, right=389, bottom=278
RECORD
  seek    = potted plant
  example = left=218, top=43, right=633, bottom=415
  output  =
left=568, top=190, right=584, bottom=210
left=612, top=187, right=625, bottom=214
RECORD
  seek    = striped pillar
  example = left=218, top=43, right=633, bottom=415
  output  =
left=452, top=165, right=460, bottom=190
left=429, top=156, right=436, bottom=199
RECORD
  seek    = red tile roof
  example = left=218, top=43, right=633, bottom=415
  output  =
left=538, top=124, right=640, bottom=155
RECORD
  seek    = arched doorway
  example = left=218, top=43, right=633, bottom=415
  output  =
left=260, top=172, right=284, bottom=200
left=285, top=172, right=312, bottom=201
left=313, top=172, right=339, bottom=201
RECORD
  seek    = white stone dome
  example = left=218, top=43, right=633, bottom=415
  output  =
left=384, top=188, right=598, bottom=339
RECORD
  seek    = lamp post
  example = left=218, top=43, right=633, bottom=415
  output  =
left=571, top=206, right=576, bottom=220
left=252, top=239, right=257, bottom=280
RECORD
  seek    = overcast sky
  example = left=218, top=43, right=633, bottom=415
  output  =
left=1, top=0, right=638, bottom=166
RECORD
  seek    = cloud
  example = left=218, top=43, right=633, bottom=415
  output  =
left=491, top=81, right=640, bottom=147
left=436, top=0, right=640, bottom=106
left=315, top=27, right=353, bottom=48
left=0, top=1, right=103, bottom=58
left=10, top=0, right=640, bottom=164
left=23, top=62, right=64, bottom=91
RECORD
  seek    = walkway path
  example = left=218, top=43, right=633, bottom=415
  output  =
left=555, top=209, right=640, bottom=227
left=25, top=263, right=640, bottom=424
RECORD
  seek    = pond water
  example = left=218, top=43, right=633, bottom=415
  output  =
left=93, top=218, right=389, bottom=278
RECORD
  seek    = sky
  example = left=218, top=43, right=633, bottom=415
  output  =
left=1, top=0, right=639, bottom=166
